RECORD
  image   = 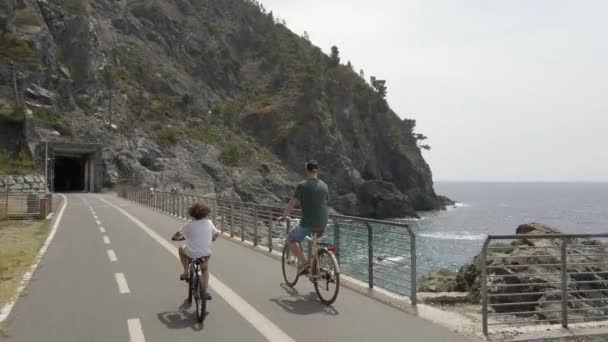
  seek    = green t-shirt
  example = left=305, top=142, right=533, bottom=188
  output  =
left=294, top=178, right=329, bottom=229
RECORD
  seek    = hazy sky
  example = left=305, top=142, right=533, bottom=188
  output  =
left=259, top=0, right=608, bottom=182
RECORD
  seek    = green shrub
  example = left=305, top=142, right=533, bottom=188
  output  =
left=157, top=126, right=180, bottom=145
left=219, top=142, right=246, bottom=167
left=58, top=0, right=88, bottom=15
left=14, top=8, right=41, bottom=27
left=0, top=149, right=34, bottom=175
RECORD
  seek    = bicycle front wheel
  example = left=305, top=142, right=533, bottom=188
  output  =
left=313, top=249, right=340, bottom=305
left=282, top=243, right=299, bottom=287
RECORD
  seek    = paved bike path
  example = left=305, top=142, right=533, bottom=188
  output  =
left=3, top=193, right=478, bottom=341
left=2, top=194, right=266, bottom=342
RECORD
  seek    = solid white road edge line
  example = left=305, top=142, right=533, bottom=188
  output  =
left=0, top=194, right=68, bottom=322
left=95, top=195, right=295, bottom=342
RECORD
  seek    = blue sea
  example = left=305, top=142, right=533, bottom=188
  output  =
left=412, top=182, right=608, bottom=273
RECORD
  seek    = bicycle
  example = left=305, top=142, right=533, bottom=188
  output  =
left=281, top=224, right=340, bottom=305
left=172, top=234, right=208, bottom=323
left=186, top=257, right=208, bottom=323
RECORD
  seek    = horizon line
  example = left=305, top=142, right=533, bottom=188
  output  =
left=435, top=180, right=608, bottom=184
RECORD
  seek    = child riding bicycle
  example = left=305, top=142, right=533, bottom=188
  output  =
left=172, top=202, right=220, bottom=300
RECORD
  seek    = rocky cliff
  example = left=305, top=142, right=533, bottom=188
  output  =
left=0, top=0, right=448, bottom=217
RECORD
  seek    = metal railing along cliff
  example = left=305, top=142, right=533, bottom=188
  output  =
left=119, top=186, right=417, bottom=304
left=481, top=234, right=608, bottom=335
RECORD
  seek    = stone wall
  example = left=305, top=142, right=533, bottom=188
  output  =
left=0, top=175, right=48, bottom=193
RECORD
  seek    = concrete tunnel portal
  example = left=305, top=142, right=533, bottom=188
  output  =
left=43, top=143, right=102, bottom=193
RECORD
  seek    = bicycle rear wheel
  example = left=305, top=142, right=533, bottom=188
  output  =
left=313, top=249, right=340, bottom=305
left=282, top=243, right=299, bottom=287
left=196, top=281, right=207, bottom=323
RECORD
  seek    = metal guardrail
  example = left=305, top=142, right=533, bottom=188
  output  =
left=0, top=189, right=52, bottom=220
left=119, top=187, right=417, bottom=304
left=481, top=234, right=608, bottom=335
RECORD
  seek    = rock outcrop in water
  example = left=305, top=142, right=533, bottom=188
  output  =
left=0, top=0, right=448, bottom=218
left=420, top=223, right=608, bottom=322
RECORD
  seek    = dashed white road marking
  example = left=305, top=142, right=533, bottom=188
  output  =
left=103, top=236, right=111, bottom=244
left=107, top=249, right=117, bottom=262
left=114, top=273, right=130, bottom=294
left=99, top=226, right=106, bottom=233
left=95, top=220, right=101, bottom=225
left=96, top=195, right=295, bottom=342
left=127, top=318, right=146, bottom=342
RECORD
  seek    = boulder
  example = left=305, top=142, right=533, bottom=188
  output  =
left=357, top=180, right=417, bottom=219
left=331, top=193, right=359, bottom=216
left=516, top=222, right=561, bottom=235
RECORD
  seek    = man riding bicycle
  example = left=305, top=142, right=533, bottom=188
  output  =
left=281, top=160, right=329, bottom=274
left=172, top=202, right=220, bottom=301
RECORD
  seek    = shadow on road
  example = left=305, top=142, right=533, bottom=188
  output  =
left=157, top=300, right=206, bottom=331
left=270, top=284, right=339, bottom=316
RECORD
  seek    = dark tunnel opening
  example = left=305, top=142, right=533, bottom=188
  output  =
left=54, top=156, right=85, bottom=192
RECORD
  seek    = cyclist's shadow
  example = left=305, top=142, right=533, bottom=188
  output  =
left=157, top=301, right=206, bottom=331
left=270, top=284, right=339, bottom=316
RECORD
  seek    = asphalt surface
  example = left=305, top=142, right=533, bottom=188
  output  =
left=1, top=193, right=478, bottom=342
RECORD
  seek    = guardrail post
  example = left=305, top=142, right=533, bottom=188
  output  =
left=253, top=206, right=259, bottom=246
left=241, top=204, right=245, bottom=242
left=481, top=238, right=490, bottom=336
left=230, top=203, right=234, bottom=238
left=366, top=222, right=374, bottom=289
left=172, top=193, right=176, bottom=216
left=333, top=218, right=340, bottom=265
left=220, top=200, right=225, bottom=234
left=268, top=211, right=273, bottom=252
left=561, top=239, right=569, bottom=328
left=410, top=231, right=417, bottom=305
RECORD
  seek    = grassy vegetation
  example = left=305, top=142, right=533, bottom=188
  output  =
left=0, top=149, right=34, bottom=175
left=13, top=8, right=42, bottom=27
left=0, top=220, right=49, bottom=308
left=57, top=0, right=88, bottom=15
left=0, top=107, right=25, bottom=123
left=186, top=126, right=215, bottom=144
left=0, top=33, right=38, bottom=70
left=30, top=107, right=72, bottom=136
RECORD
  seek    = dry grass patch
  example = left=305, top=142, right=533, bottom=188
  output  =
left=0, top=220, right=49, bottom=308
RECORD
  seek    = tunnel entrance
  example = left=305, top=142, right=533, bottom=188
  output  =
left=54, top=156, right=86, bottom=192
left=42, top=142, right=102, bottom=193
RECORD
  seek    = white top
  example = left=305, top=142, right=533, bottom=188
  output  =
left=180, top=219, right=220, bottom=258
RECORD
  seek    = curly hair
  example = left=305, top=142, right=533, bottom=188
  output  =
left=189, top=202, right=210, bottom=220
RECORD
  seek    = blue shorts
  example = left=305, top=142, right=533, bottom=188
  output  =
left=288, top=224, right=324, bottom=243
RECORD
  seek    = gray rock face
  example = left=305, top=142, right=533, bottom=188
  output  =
left=357, top=180, right=418, bottom=219
left=1, top=0, right=450, bottom=218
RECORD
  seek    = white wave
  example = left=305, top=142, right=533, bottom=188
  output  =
left=386, top=256, right=405, bottom=262
left=419, top=232, right=486, bottom=241
left=453, top=202, right=470, bottom=208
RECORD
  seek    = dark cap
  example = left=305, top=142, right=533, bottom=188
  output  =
left=306, top=160, right=319, bottom=171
